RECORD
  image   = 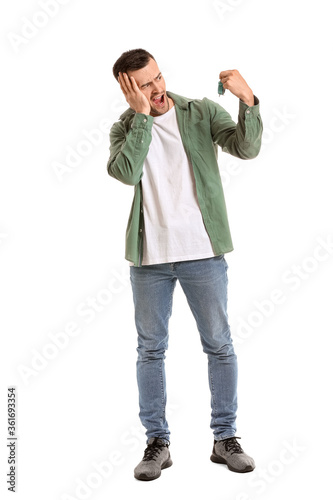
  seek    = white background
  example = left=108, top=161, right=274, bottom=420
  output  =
left=1, top=0, right=332, bottom=498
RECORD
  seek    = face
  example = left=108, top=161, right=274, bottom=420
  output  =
left=127, top=58, right=172, bottom=117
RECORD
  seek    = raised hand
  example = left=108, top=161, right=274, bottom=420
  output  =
left=219, top=70, right=254, bottom=106
left=118, top=72, right=151, bottom=115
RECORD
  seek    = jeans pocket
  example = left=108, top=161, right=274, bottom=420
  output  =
left=216, top=253, right=228, bottom=270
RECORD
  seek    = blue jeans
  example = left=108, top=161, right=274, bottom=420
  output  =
left=129, top=255, right=237, bottom=444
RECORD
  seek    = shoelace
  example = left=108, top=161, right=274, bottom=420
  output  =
left=222, top=437, right=244, bottom=455
left=142, top=438, right=169, bottom=462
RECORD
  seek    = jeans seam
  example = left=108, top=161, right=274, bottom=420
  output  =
left=209, top=358, right=216, bottom=428
left=167, top=278, right=176, bottom=319
left=160, top=360, right=165, bottom=427
left=160, top=278, right=176, bottom=429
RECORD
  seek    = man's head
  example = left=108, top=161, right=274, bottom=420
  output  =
left=113, top=49, right=171, bottom=117
left=112, top=48, right=156, bottom=80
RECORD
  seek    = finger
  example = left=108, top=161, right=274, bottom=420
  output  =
left=119, top=72, right=130, bottom=93
left=126, top=74, right=142, bottom=96
left=129, top=75, right=140, bottom=93
left=122, top=73, right=134, bottom=93
left=219, top=70, right=232, bottom=80
left=118, top=73, right=128, bottom=94
left=220, top=77, right=230, bottom=87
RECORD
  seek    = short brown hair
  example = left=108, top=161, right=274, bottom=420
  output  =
left=112, top=48, right=155, bottom=81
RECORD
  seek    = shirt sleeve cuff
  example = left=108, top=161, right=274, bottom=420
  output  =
left=131, top=112, right=154, bottom=130
left=238, top=95, right=260, bottom=119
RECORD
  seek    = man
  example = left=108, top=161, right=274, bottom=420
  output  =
left=107, top=48, right=263, bottom=481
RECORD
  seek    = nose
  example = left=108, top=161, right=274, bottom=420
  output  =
left=151, top=82, right=163, bottom=94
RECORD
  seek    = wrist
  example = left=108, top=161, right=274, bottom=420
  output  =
left=240, top=92, right=254, bottom=107
left=136, top=108, right=150, bottom=115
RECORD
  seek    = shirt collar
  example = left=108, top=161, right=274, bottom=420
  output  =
left=166, top=91, right=194, bottom=110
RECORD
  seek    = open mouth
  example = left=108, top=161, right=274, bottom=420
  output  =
left=152, top=93, right=165, bottom=107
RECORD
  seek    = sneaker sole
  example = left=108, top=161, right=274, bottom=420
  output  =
left=210, top=453, right=255, bottom=473
left=134, top=458, right=173, bottom=481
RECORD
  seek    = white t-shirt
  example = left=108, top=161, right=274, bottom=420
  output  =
left=129, top=105, right=215, bottom=266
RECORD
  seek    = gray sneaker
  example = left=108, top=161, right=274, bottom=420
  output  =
left=210, top=436, right=255, bottom=473
left=134, top=437, right=173, bottom=481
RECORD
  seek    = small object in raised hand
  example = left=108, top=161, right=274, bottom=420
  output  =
left=218, top=80, right=225, bottom=97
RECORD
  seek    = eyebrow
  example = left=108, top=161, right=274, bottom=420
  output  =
left=141, top=72, right=161, bottom=88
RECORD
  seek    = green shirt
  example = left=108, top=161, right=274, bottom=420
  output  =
left=107, top=91, right=263, bottom=267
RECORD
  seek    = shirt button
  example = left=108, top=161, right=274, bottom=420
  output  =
left=143, top=118, right=147, bottom=122
left=246, top=109, right=251, bottom=114
left=139, top=229, right=142, bottom=232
